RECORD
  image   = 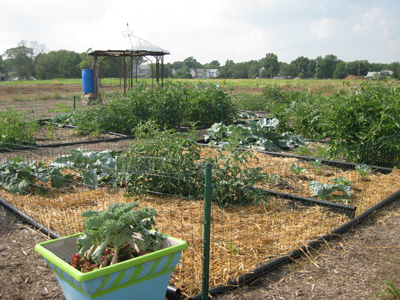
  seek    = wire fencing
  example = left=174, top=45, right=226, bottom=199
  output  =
left=1, top=139, right=400, bottom=298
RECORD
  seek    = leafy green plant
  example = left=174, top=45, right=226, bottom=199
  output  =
left=50, top=111, right=79, bottom=127
left=332, top=176, right=352, bottom=186
left=204, top=118, right=306, bottom=152
left=237, top=111, right=259, bottom=120
left=76, top=202, right=165, bottom=269
left=290, top=164, right=306, bottom=175
left=295, top=146, right=311, bottom=156
left=124, top=121, right=268, bottom=206
left=355, top=164, right=371, bottom=178
left=0, top=156, right=67, bottom=195
left=309, top=159, right=322, bottom=171
left=63, top=82, right=237, bottom=135
left=268, top=173, right=282, bottom=183
left=202, top=139, right=268, bottom=206
left=0, top=108, right=38, bottom=147
left=309, top=180, right=351, bottom=202
left=123, top=121, right=203, bottom=199
left=51, top=149, right=119, bottom=190
left=44, top=121, right=55, bottom=140
left=227, top=241, right=238, bottom=255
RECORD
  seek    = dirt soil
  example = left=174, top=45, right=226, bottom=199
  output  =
left=0, top=84, right=83, bottom=102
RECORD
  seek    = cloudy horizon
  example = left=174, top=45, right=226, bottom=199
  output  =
left=1, top=0, right=399, bottom=65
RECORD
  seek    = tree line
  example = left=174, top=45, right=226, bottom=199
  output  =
left=1, top=40, right=399, bottom=80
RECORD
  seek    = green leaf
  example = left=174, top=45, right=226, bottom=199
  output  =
left=77, top=232, right=96, bottom=256
left=290, top=164, right=306, bottom=175
left=82, top=170, right=98, bottom=190
left=309, top=181, right=332, bottom=200
left=91, top=235, right=110, bottom=265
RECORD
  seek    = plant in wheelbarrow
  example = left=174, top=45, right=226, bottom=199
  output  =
left=35, top=202, right=187, bottom=300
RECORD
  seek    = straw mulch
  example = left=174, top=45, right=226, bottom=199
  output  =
left=1, top=151, right=400, bottom=297
left=250, top=152, right=400, bottom=215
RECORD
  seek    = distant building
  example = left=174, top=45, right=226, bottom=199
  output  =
left=365, top=70, right=393, bottom=80
left=189, top=68, right=206, bottom=79
left=172, top=68, right=220, bottom=79
left=131, top=64, right=152, bottom=79
left=205, top=69, right=220, bottom=78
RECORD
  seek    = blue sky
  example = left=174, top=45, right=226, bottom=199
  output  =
left=1, top=0, right=399, bottom=65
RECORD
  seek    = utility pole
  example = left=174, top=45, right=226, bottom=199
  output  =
left=271, top=61, right=273, bottom=79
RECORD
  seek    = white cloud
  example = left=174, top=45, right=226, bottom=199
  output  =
left=388, top=40, right=400, bottom=55
left=363, top=7, right=382, bottom=23
left=352, top=6, right=394, bottom=38
left=352, top=24, right=362, bottom=32
left=309, top=18, right=332, bottom=40
left=1, top=1, right=399, bottom=64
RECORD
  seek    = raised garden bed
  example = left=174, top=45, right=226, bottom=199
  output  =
left=1, top=145, right=399, bottom=297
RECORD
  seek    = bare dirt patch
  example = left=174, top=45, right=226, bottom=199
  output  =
left=0, top=84, right=83, bottom=102
left=0, top=207, right=65, bottom=299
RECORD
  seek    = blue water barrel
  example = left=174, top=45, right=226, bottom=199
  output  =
left=82, top=69, right=98, bottom=93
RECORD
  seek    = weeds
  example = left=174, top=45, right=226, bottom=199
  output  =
left=372, top=277, right=400, bottom=299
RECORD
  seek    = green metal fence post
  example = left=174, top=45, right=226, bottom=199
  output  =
left=202, top=163, right=212, bottom=300
left=73, top=96, right=76, bottom=111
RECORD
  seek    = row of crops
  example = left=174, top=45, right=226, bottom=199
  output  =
left=1, top=80, right=400, bottom=165
left=263, top=81, right=400, bottom=154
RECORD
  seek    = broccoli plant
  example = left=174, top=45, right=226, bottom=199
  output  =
left=309, top=181, right=351, bottom=202
left=355, top=164, right=372, bottom=178
left=76, top=202, right=165, bottom=266
left=290, top=164, right=306, bottom=175
left=332, top=176, right=352, bottom=186
left=309, top=159, right=322, bottom=171
left=0, top=156, right=68, bottom=195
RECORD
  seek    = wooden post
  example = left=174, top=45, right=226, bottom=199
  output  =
left=93, top=54, right=97, bottom=100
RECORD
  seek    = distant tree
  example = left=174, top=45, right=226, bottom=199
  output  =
left=182, top=56, right=203, bottom=69
left=77, top=60, right=91, bottom=71
left=171, top=61, right=183, bottom=70
left=0, top=55, right=6, bottom=75
left=332, top=61, right=347, bottom=79
left=286, top=61, right=299, bottom=78
left=171, top=57, right=203, bottom=78
left=397, top=64, right=400, bottom=79
left=230, top=62, right=249, bottom=79
left=279, top=62, right=289, bottom=78
left=35, top=50, right=81, bottom=79
left=292, top=56, right=311, bottom=78
left=163, top=62, right=173, bottom=78
left=262, top=53, right=279, bottom=78
left=308, top=59, right=317, bottom=78
left=390, top=62, right=400, bottom=78
left=347, top=60, right=370, bottom=77
left=204, top=60, right=220, bottom=69
left=4, top=40, right=46, bottom=80
left=248, top=60, right=262, bottom=78
left=77, top=50, right=94, bottom=71
left=218, top=60, right=235, bottom=78
left=35, top=52, right=57, bottom=79
left=55, top=50, right=81, bottom=78
left=99, top=57, right=122, bottom=78
left=318, top=54, right=339, bottom=78
left=369, top=62, right=386, bottom=72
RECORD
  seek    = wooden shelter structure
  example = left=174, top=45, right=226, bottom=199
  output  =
left=88, top=24, right=170, bottom=99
